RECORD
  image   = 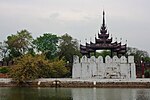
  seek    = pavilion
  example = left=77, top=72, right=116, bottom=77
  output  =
left=80, top=11, right=127, bottom=57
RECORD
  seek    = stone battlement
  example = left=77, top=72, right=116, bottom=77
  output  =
left=74, top=55, right=134, bottom=64
left=72, top=55, right=136, bottom=80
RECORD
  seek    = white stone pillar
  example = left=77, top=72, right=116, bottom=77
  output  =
left=72, top=55, right=81, bottom=78
left=128, top=56, right=136, bottom=79
left=90, top=56, right=97, bottom=78
left=81, top=56, right=89, bottom=78
left=97, top=56, right=104, bottom=78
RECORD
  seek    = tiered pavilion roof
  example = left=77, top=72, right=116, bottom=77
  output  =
left=80, top=11, right=127, bottom=57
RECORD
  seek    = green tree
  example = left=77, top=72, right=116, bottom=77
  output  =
left=5, top=30, right=33, bottom=59
left=127, top=47, right=150, bottom=63
left=0, top=42, right=9, bottom=65
left=93, top=50, right=111, bottom=58
left=33, top=33, right=59, bottom=59
left=58, top=33, right=81, bottom=64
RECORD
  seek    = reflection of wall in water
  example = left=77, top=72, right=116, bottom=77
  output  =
left=136, top=89, right=150, bottom=100
left=72, top=88, right=96, bottom=100
left=72, top=88, right=138, bottom=100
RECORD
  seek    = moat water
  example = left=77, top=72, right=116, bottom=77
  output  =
left=0, top=87, right=150, bottom=100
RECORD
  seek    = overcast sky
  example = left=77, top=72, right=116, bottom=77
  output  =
left=0, top=0, right=150, bottom=54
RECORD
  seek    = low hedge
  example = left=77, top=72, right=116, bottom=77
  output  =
left=0, top=67, right=9, bottom=74
left=144, top=70, right=150, bottom=78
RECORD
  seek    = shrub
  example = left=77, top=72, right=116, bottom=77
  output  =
left=144, top=70, right=150, bottom=78
left=50, top=59, right=69, bottom=78
left=9, top=54, right=40, bottom=83
left=0, top=67, right=9, bottom=74
left=9, top=54, right=69, bottom=84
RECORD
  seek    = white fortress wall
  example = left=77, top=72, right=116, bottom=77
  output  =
left=90, top=56, right=97, bottom=78
left=72, top=55, right=136, bottom=79
left=81, top=56, right=90, bottom=78
left=120, top=56, right=130, bottom=79
left=128, top=56, right=136, bottom=79
left=72, top=55, right=81, bottom=78
left=97, top=56, right=105, bottom=78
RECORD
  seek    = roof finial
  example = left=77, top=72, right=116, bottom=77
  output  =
left=120, top=38, right=122, bottom=43
left=115, top=37, right=117, bottom=42
left=126, top=40, right=127, bottom=45
left=85, top=38, right=87, bottom=43
left=90, top=37, right=92, bottom=42
left=102, top=10, right=105, bottom=27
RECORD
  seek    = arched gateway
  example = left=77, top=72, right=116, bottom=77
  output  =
left=80, top=11, right=127, bottom=57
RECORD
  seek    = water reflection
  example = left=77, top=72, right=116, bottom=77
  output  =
left=0, top=87, right=73, bottom=100
left=0, top=87, right=150, bottom=100
left=72, top=88, right=135, bottom=100
left=136, top=89, right=150, bottom=100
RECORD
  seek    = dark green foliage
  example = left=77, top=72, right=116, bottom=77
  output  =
left=4, top=30, right=33, bottom=62
left=58, top=33, right=81, bottom=64
left=33, top=33, right=59, bottom=60
left=93, top=50, right=111, bottom=58
left=6, top=30, right=33, bottom=55
left=144, top=70, right=150, bottom=78
left=0, top=67, right=9, bottom=74
left=127, top=47, right=150, bottom=63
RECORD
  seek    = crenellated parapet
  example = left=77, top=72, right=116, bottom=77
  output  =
left=73, top=55, right=134, bottom=64
left=72, top=55, right=136, bottom=79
